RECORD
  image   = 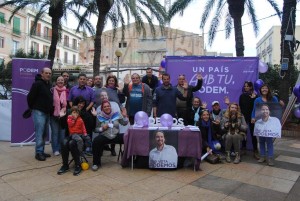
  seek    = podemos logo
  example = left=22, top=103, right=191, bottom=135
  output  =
left=20, top=68, right=39, bottom=73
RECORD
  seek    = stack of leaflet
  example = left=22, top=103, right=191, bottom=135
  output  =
left=186, top=125, right=200, bottom=131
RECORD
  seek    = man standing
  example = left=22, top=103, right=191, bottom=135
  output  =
left=176, top=74, right=203, bottom=125
left=93, top=75, right=104, bottom=108
left=68, top=73, right=94, bottom=111
left=153, top=73, right=187, bottom=118
left=123, top=73, right=152, bottom=124
left=27, top=68, right=53, bottom=161
left=142, top=68, right=158, bottom=93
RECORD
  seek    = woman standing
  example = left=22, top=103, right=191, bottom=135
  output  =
left=92, top=100, right=128, bottom=171
left=50, top=76, right=67, bottom=156
left=239, top=81, right=259, bottom=159
left=251, top=84, right=278, bottom=166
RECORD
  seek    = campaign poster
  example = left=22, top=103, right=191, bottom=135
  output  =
left=148, top=130, right=178, bottom=169
left=165, top=56, right=258, bottom=109
left=11, top=58, right=51, bottom=145
left=253, top=102, right=282, bottom=138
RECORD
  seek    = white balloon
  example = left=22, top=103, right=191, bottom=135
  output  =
left=258, top=61, right=268, bottom=73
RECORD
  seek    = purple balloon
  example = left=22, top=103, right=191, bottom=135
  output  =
left=294, top=107, right=300, bottom=118
left=160, top=59, right=166, bottom=68
left=160, top=113, right=173, bottom=127
left=254, top=79, right=264, bottom=93
left=134, top=111, right=149, bottom=127
left=258, top=61, right=268, bottom=73
left=293, top=84, right=300, bottom=98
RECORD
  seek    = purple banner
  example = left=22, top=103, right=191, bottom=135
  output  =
left=11, top=58, right=51, bottom=144
left=166, top=56, right=259, bottom=109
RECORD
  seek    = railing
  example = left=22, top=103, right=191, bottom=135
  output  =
left=267, top=45, right=272, bottom=52
left=12, top=28, right=21, bottom=35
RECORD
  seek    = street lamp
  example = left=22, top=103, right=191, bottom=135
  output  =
left=115, top=50, right=122, bottom=80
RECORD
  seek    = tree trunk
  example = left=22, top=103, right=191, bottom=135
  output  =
left=93, top=0, right=113, bottom=77
left=48, top=16, right=60, bottom=68
left=227, top=0, right=245, bottom=57
left=279, top=0, right=297, bottom=104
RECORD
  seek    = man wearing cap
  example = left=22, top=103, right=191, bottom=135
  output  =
left=176, top=73, right=203, bottom=125
left=210, top=101, right=223, bottom=124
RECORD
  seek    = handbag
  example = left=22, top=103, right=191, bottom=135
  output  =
left=22, top=108, right=32, bottom=119
left=205, top=153, right=220, bottom=164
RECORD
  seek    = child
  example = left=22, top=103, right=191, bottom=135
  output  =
left=67, top=106, right=91, bottom=155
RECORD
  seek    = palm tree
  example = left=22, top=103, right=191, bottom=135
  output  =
left=169, top=0, right=281, bottom=56
left=92, top=0, right=168, bottom=77
left=279, top=0, right=297, bottom=104
left=0, top=0, right=96, bottom=67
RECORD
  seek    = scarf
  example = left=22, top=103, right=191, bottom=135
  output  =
left=192, top=107, right=200, bottom=125
left=97, top=110, right=120, bottom=123
left=53, top=86, right=67, bottom=116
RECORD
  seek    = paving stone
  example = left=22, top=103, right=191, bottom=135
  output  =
left=191, top=175, right=243, bottom=195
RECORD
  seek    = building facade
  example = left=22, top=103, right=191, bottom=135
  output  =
left=0, top=4, right=82, bottom=68
left=79, top=23, right=205, bottom=66
left=256, top=25, right=300, bottom=70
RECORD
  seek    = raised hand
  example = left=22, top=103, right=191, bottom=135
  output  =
left=183, top=81, right=188, bottom=90
left=224, top=96, right=230, bottom=105
left=91, top=107, right=97, bottom=116
left=197, top=73, right=203, bottom=80
left=202, top=101, right=207, bottom=109
left=59, top=108, right=66, bottom=117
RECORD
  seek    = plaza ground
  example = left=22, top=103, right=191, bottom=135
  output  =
left=0, top=137, right=299, bottom=201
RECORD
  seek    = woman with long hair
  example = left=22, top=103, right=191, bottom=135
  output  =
left=221, top=103, right=247, bottom=164
left=239, top=81, right=259, bottom=159
left=251, top=84, right=278, bottom=166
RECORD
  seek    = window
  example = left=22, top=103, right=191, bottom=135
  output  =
left=56, top=49, right=60, bottom=58
left=13, top=17, right=21, bottom=35
left=64, top=35, right=69, bottom=47
left=0, top=12, right=5, bottom=24
left=44, top=27, right=52, bottom=40
left=0, top=37, right=4, bottom=48
left=64, top=52, right=68, bottom=63
left=43, top=45, right=49, bottom=56
left=30, top=21, right=41, bottom=36
left=118, top=42, right=127, bottom=48
left=73, top=54, right=76, bottom=65
left=72, top=39, right=77, bottom=49
left=12, top=40, right=19, bottom=55
left=31, top=41, right=39, bottom=52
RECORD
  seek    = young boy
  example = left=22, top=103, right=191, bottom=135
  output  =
left=67, top=106, right=91, bottom=155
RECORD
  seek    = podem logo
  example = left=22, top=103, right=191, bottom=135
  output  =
left=20, top=68, right=39, bottom=73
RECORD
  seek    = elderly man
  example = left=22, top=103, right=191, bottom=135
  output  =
left=123, top=73, right=152, bottom=124
left=68, top=73, right=94, bottom=111
left=153, top=73, right=187, bottom=118
left=27, top=67, right=53, bottom=161
left=176, top=74, right=203, bottom=125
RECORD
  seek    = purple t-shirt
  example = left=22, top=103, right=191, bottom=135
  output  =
left=68, top=85, right=95, bottom=105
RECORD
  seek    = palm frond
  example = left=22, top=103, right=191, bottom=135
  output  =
left=245, top=0, right=258, bottom=37
left=168, top=0, right=194, bottom=19
left=267, top=0, right=282, bottom=21
left=200, top=0, right=218, bottom=29
left=224, top=11, right=232, bottom=39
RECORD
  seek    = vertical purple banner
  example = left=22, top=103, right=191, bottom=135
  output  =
left=166, top=56, right=259, bottom=109
left=11, top=58, right=51, bottom=145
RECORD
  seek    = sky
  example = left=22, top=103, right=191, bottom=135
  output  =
left=67, top=0, right=300, bottom=57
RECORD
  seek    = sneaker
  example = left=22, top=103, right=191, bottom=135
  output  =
left=43, top=153, right=51, bottom=158
left=267, top=158, right=274, bottom=166
left=57, top=165, right=69, bottom=175
left=258, top=157, right=266, bottom=163
left=230, top=152, right=236, bottom=157
left=54, top=151, right=60, bottom=156
left=73, top=165, right=82, bottom=176
left=92, top=165, right=99, bottom=171
left=35, top=153, right=46, bottom=161
left=253, top=151, right=260, bottom=160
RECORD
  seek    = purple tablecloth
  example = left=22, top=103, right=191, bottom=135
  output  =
left=121, top=127, right=202, bottom=169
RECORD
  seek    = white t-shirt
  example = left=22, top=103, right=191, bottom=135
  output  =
left=149, top=145, right=178, bottom=168
left=254, top=116, right=281, bottom=138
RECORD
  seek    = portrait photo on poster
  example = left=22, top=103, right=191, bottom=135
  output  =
left=254, top=102, right=282, bottom=138
left=149, top=130, right=178, bottom=169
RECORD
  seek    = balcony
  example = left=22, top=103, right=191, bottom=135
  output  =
left=267, top=45, right=272, bottom=52
left=12, top=28, right=21, bottom=36
left=262, top=49, right=266, bottom=56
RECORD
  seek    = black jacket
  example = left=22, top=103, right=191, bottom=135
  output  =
left=27, top=75, right=53, bottom=114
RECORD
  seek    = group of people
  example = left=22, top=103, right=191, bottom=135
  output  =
left=27, top=67, right=281, bottom=175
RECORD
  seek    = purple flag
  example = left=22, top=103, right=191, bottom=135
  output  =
left=11, top=58, right=51, bottom=145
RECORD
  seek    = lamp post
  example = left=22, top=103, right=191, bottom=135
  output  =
left=115, top=50, right=122, bottom=80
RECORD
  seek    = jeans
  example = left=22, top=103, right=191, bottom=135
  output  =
left=50, top=116, right=65, bottom=153
left=259, top=137, right=274, bottom=157
left=32, top=110, right=50, bottom=154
